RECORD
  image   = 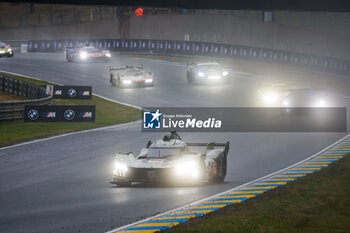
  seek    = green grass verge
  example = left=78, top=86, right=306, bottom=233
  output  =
left=0, top=90, right=28, bottom=101
left=0, top=73, right=141, bottom=147
left=166, top=155, right=350, bottom=233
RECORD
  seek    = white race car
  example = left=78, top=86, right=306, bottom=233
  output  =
left=109, top=65, right=154, bottom=87
left=187, top=62, right=230, bottom=84
left=112, top=131, right=229, bottom=186
left=65, top=45, right=111, bottom=62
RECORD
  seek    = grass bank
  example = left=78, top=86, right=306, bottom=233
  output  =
left=166, top=155, right=350, bottom=233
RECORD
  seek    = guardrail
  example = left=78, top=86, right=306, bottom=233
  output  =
left=0, top=74, right=52, bottom=121
left=27, top=39, right=350, bottom=75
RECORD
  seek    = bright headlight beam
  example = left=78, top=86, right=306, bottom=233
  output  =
left=79, top=51, right=88, bottom=59
left=145, top=79, right=153, bottom=83
left=222, top=71, right=228, bottom=76
left=122, top=80, right=132, bottom=85
left=262, top=91, right=278, bottom=103
left=198, top=72, right=205, bottom=77
left=105, top=53, right=111, bottom=58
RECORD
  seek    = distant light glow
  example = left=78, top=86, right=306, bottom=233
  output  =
left=135, top=8, right=143, bottom=16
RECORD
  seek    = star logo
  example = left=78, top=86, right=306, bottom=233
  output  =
left=150, top=109, right=162, bottom=122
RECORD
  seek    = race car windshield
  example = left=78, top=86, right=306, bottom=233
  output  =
left=198, top=65, right=221, bottom=71
left=147, top=147, right=184, bottom=158
left=125, top=69, right=142, bottom=76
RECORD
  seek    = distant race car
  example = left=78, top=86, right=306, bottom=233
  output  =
left=282, top=89, right=331, bottom=107
left=187, top=62, right=230, bottom=84
left=0, top=41, right=14, bottom=57
left=109, top=65, right=154, bottom=87
left=65, top=45, right=111, bottom=62
left=112, top=131, right=229, bottom=186
left=257, top=82, right=292, bottom=107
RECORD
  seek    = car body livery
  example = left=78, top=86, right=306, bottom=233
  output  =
left=65, top=45, right=111, bottom=62
left=112, top=131, right=229, bottom=186
left=0, top=41, right=14, bottom=57
left=109, top=65, right=154, bottom=87
left=187, top=62, right=230, bottom=84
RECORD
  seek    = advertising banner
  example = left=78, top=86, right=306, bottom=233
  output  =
left=142, top=107, right=346, bottom=132
left=24, top=105, right=96, bottom=122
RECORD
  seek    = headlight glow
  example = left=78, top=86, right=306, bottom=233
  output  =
left=282, top=100, right=290, bottom=107
left=198, top=72, right=205, bottom=77
left=145, top=78, right=153, bottom=83
left=262, top=91, right=278, bottom=104
left=7, top=48, right=12, bottom=52
left=175, top=159, right=200, bottom=179
left=315, top=99, right=326, bottom=107
left=114, top=162, right=128, bottom=172
left=122, top=80, right=132, bottom=85
left=222, top=71, right=228, bottom=76
left=79, top=51, right=88, bottom=59
left=105, top=52, right=111, bottom=58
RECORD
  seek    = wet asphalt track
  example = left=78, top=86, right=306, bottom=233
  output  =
left=0, top=53, right=349, bottom=233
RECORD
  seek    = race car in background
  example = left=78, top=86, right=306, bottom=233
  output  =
left=0, top=41, right=14, bottom=57
left=65, top=45, right=111, bottom=62
left=282, top=89, right=332, bottom=107
left=109, top=65, right=154, bottom=87
left=187, top=62, right=230, bottom=84
left=112, top=131, right=229, bottom=186
left=257, top=81, right=292, bottom=107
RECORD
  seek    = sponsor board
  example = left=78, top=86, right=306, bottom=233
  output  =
left=142, top=107, right=346, bottom=132
left=44, top=85, right=92, bottom=99
left=24, top=105, right=95, bottom=122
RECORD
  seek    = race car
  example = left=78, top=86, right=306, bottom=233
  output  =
left=109, top=65, right=154, bottom=87
left=0, top=41, right=14, bottom=57
left=65, top=45, right=111, bottom=62
left=112, top=131, right=229, bottom=186
left=187, top=62, right=230, bottom=84
left=281, top=89, right=331, bottom=107
left=257, top=81, right=292, bottom=107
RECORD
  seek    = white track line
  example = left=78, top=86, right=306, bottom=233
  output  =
left=106, top=132, right=350, bottom=233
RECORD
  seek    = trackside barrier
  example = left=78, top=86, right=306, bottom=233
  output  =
left=0, top=75, right=52, bottom=121
left=28, top=39, right=350, bottom=75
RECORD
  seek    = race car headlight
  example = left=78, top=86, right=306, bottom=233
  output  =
left=198, top=72, right=205, bottom=77
left=315, top=99, right=326, bottom=107
left=175, top=160, right=200, bottom=179
left=222, top=71, right=228, bottom=76
left=122, top=80, right=132, bottom=85
left=7, top=48, right=12, bottom=52
left=262, top=91, right=278, bottom=104
left=282, top=100, right=290, bottom=107
left=113, top=161, right=128, bottom=177
left=79, top=51, right=88, bottom=59
left=145, top=78, right=153, bottom=83
left=114, top=162, right=128, bottom=172
left=105, top=52, right=111, bottom=58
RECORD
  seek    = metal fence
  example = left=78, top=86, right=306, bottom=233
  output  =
left=27, top=39, right=350, bottom=76
left=0, top=75, right=52, bottom=121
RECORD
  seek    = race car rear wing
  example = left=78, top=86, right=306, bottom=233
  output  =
left=187, top=141, right=230, bottom=154
left=109, top=65, right=143, bottom=72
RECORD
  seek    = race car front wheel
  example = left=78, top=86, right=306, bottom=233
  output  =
left=115, top=181, right=131, bottom=187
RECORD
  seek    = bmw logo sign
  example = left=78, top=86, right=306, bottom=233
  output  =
left=28, top=109, right=39, bottom=120
left=64, top=109, right=75, bottom=120
left=68, top=88, right=77, bottom=97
